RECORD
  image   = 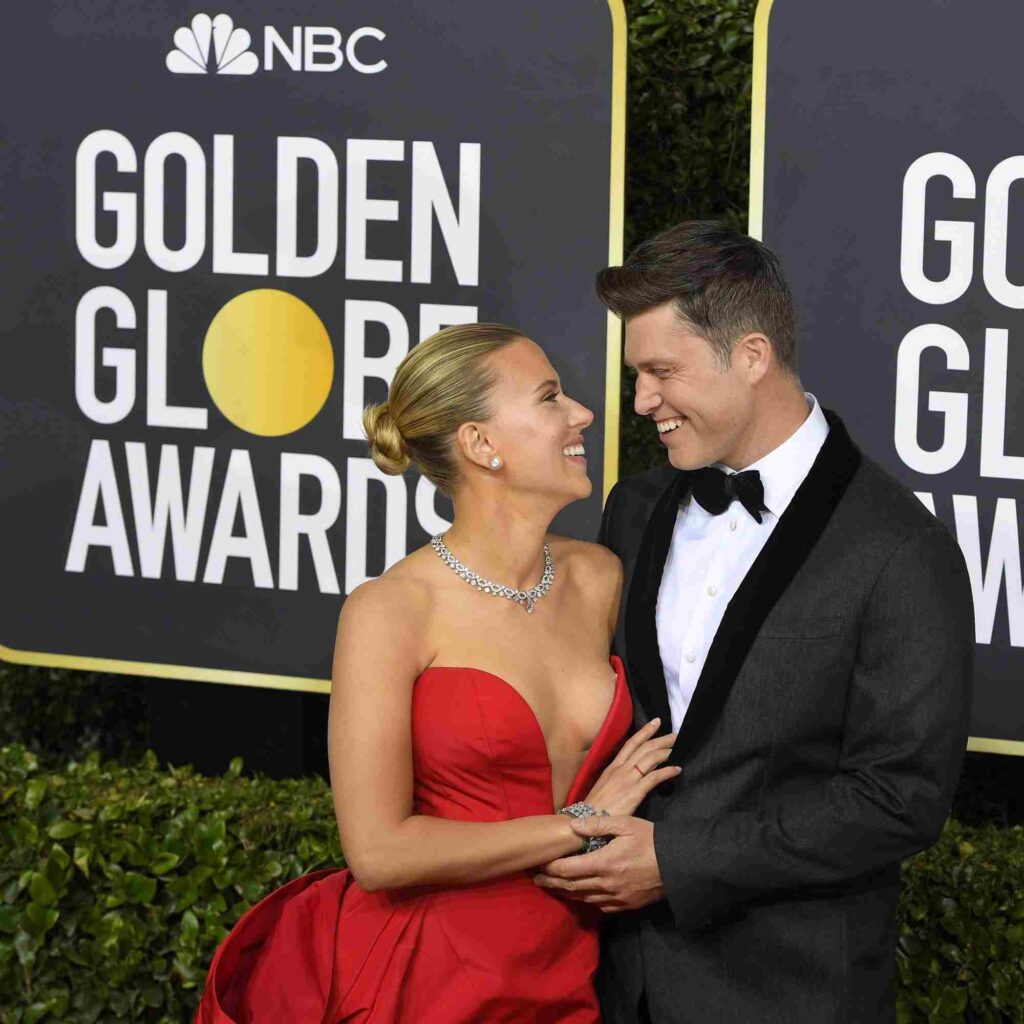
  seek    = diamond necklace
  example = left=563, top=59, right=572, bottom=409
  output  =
left=430, top=532, right=555, bottom=614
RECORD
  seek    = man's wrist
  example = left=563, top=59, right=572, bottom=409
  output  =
left=557, top=802, right=610, bottom=854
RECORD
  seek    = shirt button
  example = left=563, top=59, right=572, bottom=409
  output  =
left=707, top=585, right=717, bottom=597
left=729, top=520, right=737, bottom=531
left=685, top=651, right=697, bottom=664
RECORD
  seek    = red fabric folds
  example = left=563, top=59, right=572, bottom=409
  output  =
left=196, top=656, right=632, bottom=1024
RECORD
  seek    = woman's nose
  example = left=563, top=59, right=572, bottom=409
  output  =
left=573, top=400, right=595, bottom=429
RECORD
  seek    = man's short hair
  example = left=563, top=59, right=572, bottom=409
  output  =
left=595, top=220, right=799, bottom=377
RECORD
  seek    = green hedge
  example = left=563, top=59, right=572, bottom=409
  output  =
left=0, top=746, right=341, bottom=1023
left=0, top=665, right=148, bottom=773
left=619, top=0, right=755, bottom=474
left=1, top=745, right=1022, bottom=1023
left=898, top=820, right=1024, bottom=1023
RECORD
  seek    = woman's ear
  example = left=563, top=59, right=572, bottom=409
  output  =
left=454, top=422, right=499, bottom=470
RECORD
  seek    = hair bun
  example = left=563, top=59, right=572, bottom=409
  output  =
left=363, top=402, right=411, bottom=475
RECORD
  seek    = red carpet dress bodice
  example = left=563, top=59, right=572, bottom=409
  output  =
left=197, top=656, right=632, bottom=1024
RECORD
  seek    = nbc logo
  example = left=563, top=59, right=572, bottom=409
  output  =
left=167, top=14, right=257, bottom=75
left=167, top=13, right=387, bottom=76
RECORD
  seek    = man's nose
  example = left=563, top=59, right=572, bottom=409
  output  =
left=634, top=377, right=660, bottom=416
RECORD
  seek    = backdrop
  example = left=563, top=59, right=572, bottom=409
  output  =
left=0, top=1, right=625, bottom=692
left=753, top=0, right=1024, bottom=753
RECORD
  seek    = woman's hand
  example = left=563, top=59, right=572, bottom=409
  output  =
left=582, top=718, right=680, bottom=816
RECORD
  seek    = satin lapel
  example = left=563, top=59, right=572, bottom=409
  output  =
left=623, top=470, right=690, bottom=726
left=667, top=411, right=862, bottom=767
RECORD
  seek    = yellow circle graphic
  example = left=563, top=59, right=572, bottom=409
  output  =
left=202, top=289, right=334, bottom=437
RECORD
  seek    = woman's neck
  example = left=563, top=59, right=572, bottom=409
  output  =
left=445, top=491, right=557, bottom=591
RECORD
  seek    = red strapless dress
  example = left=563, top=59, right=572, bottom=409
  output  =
left=195, top=655, right=632, bottom=1024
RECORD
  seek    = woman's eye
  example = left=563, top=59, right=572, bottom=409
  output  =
left=545, top=391, right=561, bottom=402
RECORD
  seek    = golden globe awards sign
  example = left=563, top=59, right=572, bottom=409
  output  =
left=0, top=2, right=625, bottom=691
left=753, top=0, right=1023, bottom=753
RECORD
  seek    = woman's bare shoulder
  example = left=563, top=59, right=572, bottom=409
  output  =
left=339, top=547, right=437, bottom=631
left=333, top=551, right=441, bottom=691
left=546, top=534, right=623, bottom=585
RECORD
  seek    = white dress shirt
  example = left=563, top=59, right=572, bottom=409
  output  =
left=656, top=394, right=830, bottom=733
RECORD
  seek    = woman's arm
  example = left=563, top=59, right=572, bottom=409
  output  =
left=327, top=577, right=584, bottom=893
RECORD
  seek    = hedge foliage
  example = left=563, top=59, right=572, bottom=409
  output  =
left=898, top=820, right=1024, bottom=1023
left=0, top=665, right=148, bottom=773
left=2, top=745, right=1023, bottom=1023
left=618, top=0, right=756, bottom=475
left=0, top=746, right=340, bottom=1023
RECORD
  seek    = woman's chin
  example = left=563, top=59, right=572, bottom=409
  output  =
left=571, top=475, right=594, bottom=500
left=547, top=476, right=592, bottom=505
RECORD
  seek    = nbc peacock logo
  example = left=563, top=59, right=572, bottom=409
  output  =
left=166, top=13, right=258, bottom=75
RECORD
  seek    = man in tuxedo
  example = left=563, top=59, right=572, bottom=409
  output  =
left=533, top=221, right=974, bottom=1022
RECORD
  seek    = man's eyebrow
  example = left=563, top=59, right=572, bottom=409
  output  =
left=534, top=378, right=560, bottom=392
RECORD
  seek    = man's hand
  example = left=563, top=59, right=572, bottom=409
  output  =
left=533, top=815, right=665, bottom=912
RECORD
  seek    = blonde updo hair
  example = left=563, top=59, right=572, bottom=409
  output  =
left=363, top=323, right=523, bottom=495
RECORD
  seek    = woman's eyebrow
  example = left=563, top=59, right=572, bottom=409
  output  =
left=533, top=378, right=560, bottom=393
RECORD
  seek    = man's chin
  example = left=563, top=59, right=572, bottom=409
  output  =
left=666, top=447, right=704, bottom=472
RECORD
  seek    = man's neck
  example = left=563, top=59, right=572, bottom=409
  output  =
left=721, top=383, right=811, bottom=471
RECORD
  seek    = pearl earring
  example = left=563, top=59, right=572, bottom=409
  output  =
left=490, top=456, right=502, bottom=469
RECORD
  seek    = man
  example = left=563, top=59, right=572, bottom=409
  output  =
left=534, top=221, right=975, bottom=1022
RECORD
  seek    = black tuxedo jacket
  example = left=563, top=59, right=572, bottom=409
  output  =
left=596, top=412, right=974, bottom=1024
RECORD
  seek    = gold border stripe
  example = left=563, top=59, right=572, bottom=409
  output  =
left=0, top=642, right=331, bottom=694
left=748, top=0, right=774, bottom=240
left=967, top=735, right=1024, bottom=757
left=604, top=0, right=627, bottom=501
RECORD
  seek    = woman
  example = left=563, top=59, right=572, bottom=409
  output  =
left=196, top=324, right=681, bottom=1023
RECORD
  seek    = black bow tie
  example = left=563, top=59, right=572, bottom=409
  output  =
left=688, top=467, right=769, bottom=524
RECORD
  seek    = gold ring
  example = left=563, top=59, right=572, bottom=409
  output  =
left=633, top=764, right=645, bottom=777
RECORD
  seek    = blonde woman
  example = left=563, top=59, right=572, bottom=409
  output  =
left=196, top=324, right=678, bottom=1023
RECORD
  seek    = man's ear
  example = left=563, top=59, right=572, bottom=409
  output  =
left=454, top=421, right=498, bottom=470
left=734, top=332, right=772, bottom=385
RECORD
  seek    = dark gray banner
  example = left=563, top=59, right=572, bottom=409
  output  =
left=0, top=2, right=624, bottom=689
left=756, top=0, right=1024, bottom=751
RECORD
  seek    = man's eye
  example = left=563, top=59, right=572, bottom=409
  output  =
left=545, top=391, right=561, bottom=402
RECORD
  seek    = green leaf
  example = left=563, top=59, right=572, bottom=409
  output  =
left=0, top=902, right=18, bottom=933
left=180, top=909, right=199, bottom=943
left=124, top=871, right=158, bottom=905
left=25, top=778, right=47, bottom=810
left=14, top=928, right=38, bottom=966
left=46, top=844, right=72, bottom=885
left=47, top=986, right=71, bottom=1016
left=29, top=872, right=58, bottom=907
left=47, top=820, right=83, bottom=840
left=140, top=980, right=164, bottom=1008
left=936, top=984, right=969, bottom=1014
left=73, top=841, right=92, bottom=878
left=150, top=851, right=181, bottom=875
left=23, top=902, right=59, bottom=937
left=24, top=1003, right=50, bottom=1024
left=14, top=815, right=39, bottom=847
